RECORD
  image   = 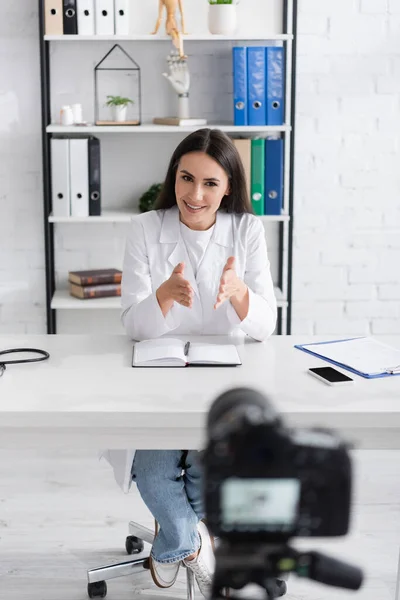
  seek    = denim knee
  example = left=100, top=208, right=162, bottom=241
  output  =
left=132, top=450, right=182, bottom=490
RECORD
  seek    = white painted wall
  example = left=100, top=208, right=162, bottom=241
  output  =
left=0, top=0, right=399, bottom=335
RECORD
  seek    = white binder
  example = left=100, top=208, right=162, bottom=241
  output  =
left=69, top=138, right=89, bottom=217
left=51, top=139, right=70, bottom=217
left=114, top=0, right=129, bottom=35
left=95, top=0, right=115, bottom=35
left=77, top=0, right=95, bottom=35
left=44, top=0, right=64, bottom=35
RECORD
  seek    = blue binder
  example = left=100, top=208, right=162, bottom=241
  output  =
left=264, top=138, right=283, bottom=215
left=247, top=46, right=266, bottom=126
left=232, top=47, right=248, bottom=126
left=266, top=47, right=284, bottom=126
left=295, top=338, right=400, bottom=379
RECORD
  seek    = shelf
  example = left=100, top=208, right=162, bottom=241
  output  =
left=47, top=124, right=290, bottom=134
left=49, top=209, right=137, bottom=223
left=49, top=210, right=290, bottom=224
left=44, top=34, right=293, bottom=42
left=52, top=289, right=120, bottom=310
left=51, top=287, right=287, bottom=310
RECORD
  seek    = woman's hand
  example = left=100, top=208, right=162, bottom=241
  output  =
left=214, top=256, right=248, bottom=310
left=156, top=262, right=194, bottom=316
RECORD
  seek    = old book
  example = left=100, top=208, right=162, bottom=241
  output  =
left=69, top=282, right=121, bottom=299
left=68, top=268, right=122, bottom=286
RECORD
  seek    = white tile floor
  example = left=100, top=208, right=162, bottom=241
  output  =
left=0, top=449, right=398, bottom=600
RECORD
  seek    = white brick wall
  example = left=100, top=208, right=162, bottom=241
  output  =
left=0, top=0, right=399, bottom=336
left=292, top=0, right=400, bottom=336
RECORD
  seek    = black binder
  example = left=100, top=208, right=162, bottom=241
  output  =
left=88, top=137, right=101, bottom=216
left=63, top=0, right=77, bottom=34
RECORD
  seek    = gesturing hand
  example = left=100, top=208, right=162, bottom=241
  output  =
left=214, top=257, right=246, bottom=310
left=157, top=262, right=194, bottom=311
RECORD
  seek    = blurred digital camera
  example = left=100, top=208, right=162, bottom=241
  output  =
left=202, top=387, right=363, bottom=599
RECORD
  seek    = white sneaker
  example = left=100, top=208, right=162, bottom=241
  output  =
left=184, top=521, right=215, bottom=598
left=149, top=555, right=181, bottom=588
left=149, top=520, right=180, bottom=588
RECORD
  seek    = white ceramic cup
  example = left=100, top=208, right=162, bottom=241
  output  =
left=71, top=103, right=83, bottom=123
left=60, top=105, right=74, bottom=126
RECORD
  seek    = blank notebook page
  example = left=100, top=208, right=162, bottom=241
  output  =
left=134, top=339, right=185, bottom=365
left=188, top=343, right=241, bottom=365
left=303, top=337, right=400, bottom=375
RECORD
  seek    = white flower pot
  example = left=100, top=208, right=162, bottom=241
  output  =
left=112, top=105, right=127, bottom=122
left=208, top=4, right=238, bottom=36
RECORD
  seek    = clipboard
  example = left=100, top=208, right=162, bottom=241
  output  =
left=294, top=337, right=400, bottom=379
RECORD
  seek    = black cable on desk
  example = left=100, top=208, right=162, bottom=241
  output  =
left=0, top=348, right=50, bottom=377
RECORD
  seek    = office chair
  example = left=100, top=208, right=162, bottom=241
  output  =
left=86, top=521, right=288, bottom=599
left=86, top=520, right=195, bottom=599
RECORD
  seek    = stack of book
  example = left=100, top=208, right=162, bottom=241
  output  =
left=45, top=1, right=130, bottom=36
left=68, top=268, right=122, bottom=299
left=232, top=46, right=284, bottom=127
left=233, top=138, right=283, bottom=216
left=51, top=136, right=101, bottom=218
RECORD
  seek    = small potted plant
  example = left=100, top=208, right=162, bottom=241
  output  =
left=208, top=0, right=239, bottom=36
left=105, top=95, right=134, bottom=123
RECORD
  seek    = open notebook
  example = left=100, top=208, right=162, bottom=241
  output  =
left=132, top=338, right=242, bottom=368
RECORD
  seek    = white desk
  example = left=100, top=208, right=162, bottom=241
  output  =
left=1, top=334, right=399, bottom=450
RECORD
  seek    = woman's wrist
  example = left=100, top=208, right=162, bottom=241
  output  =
left=230, top=279, right=249, bottom=321
left=156, top=283, right=174, bottom=316
left=232, top=279, right=248, bottom=304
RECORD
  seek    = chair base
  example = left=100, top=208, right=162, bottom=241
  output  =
left=86, top=521, right=196, bottom=599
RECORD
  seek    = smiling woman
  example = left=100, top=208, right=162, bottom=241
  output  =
left=175, top=153, right=230, bottom=230
left=119, top=127, right=279, bottom=598
left=155, top=128, right=251, bottom=221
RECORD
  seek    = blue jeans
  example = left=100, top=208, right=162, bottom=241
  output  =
left=132, top=450, right=204, bottom=563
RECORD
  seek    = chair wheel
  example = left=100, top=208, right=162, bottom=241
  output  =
left=265, top=579, right=287, bottom=598
left=87, top=580, right=107, bottom=598
left=125, top=535, right=144, bottom=555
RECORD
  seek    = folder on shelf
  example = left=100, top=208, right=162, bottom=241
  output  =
left=295, top=337, right=400, bottom=379
left=88, top=137, right=101, bottom=216
left=266, top=46, right=284, bottom=126
left=250, top=138, right=265, bottom=215
left=264, top=138, right=283, bottom=215
left=114, top=0, right=129, bottom=35
left=233, top=139, right=251, bottom=199
left=44, top=0, right=64, bottom=35
left=51, top=138, right=70, bottom=217
left=232, top=47, right=248, bottom=126
left=247, top=46, right=266, bottom=126
left=69, top=138, right=89, bottom=217
left=77, top=0, right=95, bottom=35
left=63, top=0, right=78, bottom=34
left=95, top=0, right=115, bottom=35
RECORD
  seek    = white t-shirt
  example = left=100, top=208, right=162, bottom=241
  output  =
left=179, top=221, right=215, bottom=276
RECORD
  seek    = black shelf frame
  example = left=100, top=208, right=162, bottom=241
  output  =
left=39, top=0, right=56, bottom=334
left=38, top=0, right=297, bottom=335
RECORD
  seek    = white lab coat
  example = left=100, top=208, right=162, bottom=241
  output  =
left=101, top=206, right=277, bottom=493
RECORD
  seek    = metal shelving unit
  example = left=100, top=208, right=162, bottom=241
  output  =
left=38, top=0, right=297, bottom=335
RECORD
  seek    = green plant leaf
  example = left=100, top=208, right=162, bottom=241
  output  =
left=105, top=95, right=134, bottom=106
left=139, top=183, right=163, bottom=213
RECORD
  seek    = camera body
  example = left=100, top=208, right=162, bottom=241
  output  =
left=203, top=388, right=352, bottom=544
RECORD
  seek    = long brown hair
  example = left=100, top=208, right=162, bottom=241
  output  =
left=154, top=128, right=252, bottom=214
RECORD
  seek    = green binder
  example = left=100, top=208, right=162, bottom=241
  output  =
left=251, top=139, right=265, bottom=215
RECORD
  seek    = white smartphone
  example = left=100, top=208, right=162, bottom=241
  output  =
left=308, top=366, right=354, bottom=386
